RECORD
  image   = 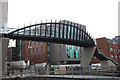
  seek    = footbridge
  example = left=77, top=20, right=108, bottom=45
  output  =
left=2, top=20, right=118, bottom=65
left=0, top=20, right=118, bottom=79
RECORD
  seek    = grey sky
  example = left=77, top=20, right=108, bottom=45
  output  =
left=8, top=0, right=120, bottom=39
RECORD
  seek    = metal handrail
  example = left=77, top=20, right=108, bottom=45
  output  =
left=2, top=66, right=120, bottom=79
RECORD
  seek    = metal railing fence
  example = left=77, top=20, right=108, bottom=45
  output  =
left=2, top=66, right=120, bottom=79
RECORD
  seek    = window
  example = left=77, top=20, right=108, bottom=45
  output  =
left=60, top=53, right=64, bottom=57
left=36, top=48, right=38, bottom=53
left=110, top=47, right=113, bottom=52
left=107, top=40, right=110, bottom=43
left=27, top=43, right=28, bottom=48
left=119, top=48, right=120, bottom=53
left=38, top=55, right=40, bottom=60
left=111, top=54, right=114, bottom=58
left=24, top=44, right=25, bottom=48
left=60, top=44, right=63, bottom=48
left=99, top=48, right=102, bottom=52
left=115, top=55, right=118, bottom=58
left=33, top=48, right=34, bottom=53
left=113, top=41, right=115, bottom=45
left=30, top=42, right=32, bottom=46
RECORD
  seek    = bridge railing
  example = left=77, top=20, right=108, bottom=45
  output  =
left=2, top=66, right=120, bottom=79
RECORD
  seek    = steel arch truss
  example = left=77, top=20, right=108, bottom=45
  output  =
left=7, top=20, right=95, bottom=47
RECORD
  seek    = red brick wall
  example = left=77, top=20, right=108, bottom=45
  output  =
left=7, top=47, right=17, bottom=61
left=22, top=41, right=48, bottom=64
left=91, top=37, right=119, bottom=63
left=96, top=37, right=110, bottom=55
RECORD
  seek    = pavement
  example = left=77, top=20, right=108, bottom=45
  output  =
left=35, top=75, right=120, bottom=80
left=3, top=74, right=120, bottom=80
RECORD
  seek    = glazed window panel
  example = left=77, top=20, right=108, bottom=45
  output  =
left=19, top=29, right=24, bottom=35
left=110, top=47, right=113, bottom=52
left=70, top=49, right=72, bottom=58
left=41, top=25, right=45, bottom=37
left=111, top=54, right=114, bottom=58
left=74, top=28, right=77, bottom=40
left=51, top=27, right=54, bottom=37
left=119, top=48, right=120, bottom=53
left=46, top=26, right=50, bottom=37
left=60, top=26, right=63, bottom=38
left=64, top=25, right=67, bottom=38
left=71, top=27, right=74, bottom=39
left=25, top=27, right=29, bottom=35
left=56, top=27, right=59, bottom=38
left=31, top=27, right=35, bottom=35
left=33, top=48, right=34, bottom=53
left=36, top=25, right=40, bottom=36
left=68, top=26, right=70, bottom=39
left=36, top=48, right=38, bottom=53
left=77, top=29, right=79, bottom=40
left=115, top=55, right=118, bottom=58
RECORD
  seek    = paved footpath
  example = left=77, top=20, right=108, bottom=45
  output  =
left=35, top=75, right=120, bottom=80
left=3, top=75, right=120, bottom=80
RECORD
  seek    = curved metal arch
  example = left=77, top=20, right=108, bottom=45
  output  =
left=9, top=22, right=89, bottom=37
left=7, top=21, right=95, bottom=47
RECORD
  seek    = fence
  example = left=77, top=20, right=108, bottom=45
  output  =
left=2, top=66, right=120, bottom=79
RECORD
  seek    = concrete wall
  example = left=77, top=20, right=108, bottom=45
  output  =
left=49, top=43, right=67, bottom=64
left=0, top=0, right=8, bottom=32
left=0, top=37, right=9, bottom=80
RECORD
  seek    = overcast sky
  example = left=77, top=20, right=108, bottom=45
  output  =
left=8, top=0, right=120, bottom=39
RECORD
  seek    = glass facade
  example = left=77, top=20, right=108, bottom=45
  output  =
left=66, top=45, right=80, bottom=59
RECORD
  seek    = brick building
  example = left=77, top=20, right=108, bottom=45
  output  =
left=7, top=47, right=17, bottom=62
left=91, top=37, right=120, bottom=64
left=112, top=36, right=120, bottom=63
left=16, top=40, right=48, bottom=64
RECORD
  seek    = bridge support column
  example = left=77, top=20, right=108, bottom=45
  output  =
left=0, top=37, right=9, bottom=80
left=81, top=46, right=96, bottom=68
